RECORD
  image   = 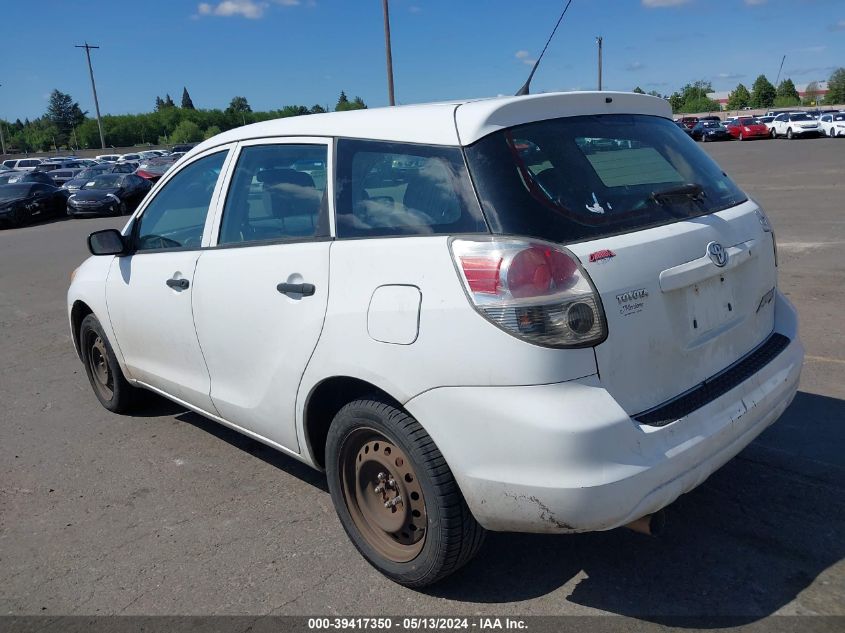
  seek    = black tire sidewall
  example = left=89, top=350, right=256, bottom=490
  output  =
left=79, top=314, right=132, bottom=413
left=325, top=400, right=451, bottom=585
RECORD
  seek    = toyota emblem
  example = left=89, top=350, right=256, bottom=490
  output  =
left=707, top=241, right=728, bottom=267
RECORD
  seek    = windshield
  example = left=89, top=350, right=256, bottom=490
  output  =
left=81, top=175, right=122, bottom=190
left=701, top=121, right=722, bottom=128
left=790, top=113, right=812, bottom=121
left=464, top=114, right=747, bottom=244
left=76, top=167, right=109, bottom=180
left=0, top=184, right=33, bottom=201
left=738, top=118, right=760, bottom=125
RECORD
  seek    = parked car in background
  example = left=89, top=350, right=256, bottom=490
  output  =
left=67, top=91, right=801, bottom=587
left=698, top=115, right=722, bottom=122
left=2, top=158, right=43, bottom=171
left=771, top=112, right=820, bottom=139
left=678, top=116, right=699, bottom=130
left=96, top=154, right=121, bottom=162
left=34, top=159, right=88, bottom=173
left=819, top=112, right=845, bottom=137
left=169, top=143, right=198, bottom=154
left=63, top=163, right=137, bottom=192
left=726, top=117, right=770, bottom=141
left=50, top=169, right=85, bottom=187
left=66, top=173, right=151, bottom=217
left=691, top=120, right=732, bottom=142
left=0, top=171, right=57, bottom=186
left=673, top=120, right=694, bottom=137
left=134, top=156, right=178, bottom=183
left=0, top=182, right=69, bottom=227
left=118, top=153, right=143, bottom=164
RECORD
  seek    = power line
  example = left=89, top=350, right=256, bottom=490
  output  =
left=75, top=42, right=106, bottom=149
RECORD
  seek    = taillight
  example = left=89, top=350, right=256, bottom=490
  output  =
left=136, top=170, right=154, bottom=180
left=450, top=237, right=607, bottom=348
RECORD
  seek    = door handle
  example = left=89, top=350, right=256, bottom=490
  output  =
left=166, top=278, right=190, bottom=290
left=276, top=282, right=315, bottom=297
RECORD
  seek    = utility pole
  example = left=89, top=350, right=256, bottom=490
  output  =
left=0, top=83, right=6, bottom=155
left=596, top=36, right=603, bottom=91
left=381, top=0, right=396, bottom=106
left=76, top=42, right=106, bottom=149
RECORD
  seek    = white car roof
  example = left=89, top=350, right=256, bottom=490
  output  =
left=190, top=91, right=672, bottom=154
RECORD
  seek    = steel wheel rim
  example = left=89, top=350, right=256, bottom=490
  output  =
left=339, top=426, right=427, bottom=562
left=87, top=333, right=113, bottom=401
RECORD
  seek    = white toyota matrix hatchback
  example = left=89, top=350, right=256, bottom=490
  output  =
left=68, top=92, right=803, bottom=586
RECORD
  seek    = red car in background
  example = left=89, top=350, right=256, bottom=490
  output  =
left=726, top=117, right=770, bottom=141
left=678, top=116, right=699, bottom=130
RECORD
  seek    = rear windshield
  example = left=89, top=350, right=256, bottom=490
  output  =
left=464, top=114, right=747, bottom=244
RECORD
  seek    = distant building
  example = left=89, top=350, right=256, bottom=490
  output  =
left=707, top=82, right=829, bottom=110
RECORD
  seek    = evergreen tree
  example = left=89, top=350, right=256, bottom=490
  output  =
left=632, top=86, right=645, bottom=94
left=155, top=96, right=164, bottom=111
left=181, top=87, right=195, bottom=110
left=164, top=94, right=176, bottom=108
left=726, top=83, right=751, bottom=110
left=749, top=75, right=776, bottom=108
left=335, top=91, right=350, bottom=111
left=825, top=67, right=845, bottom=105
left=775, top=78, right=800, bottom=106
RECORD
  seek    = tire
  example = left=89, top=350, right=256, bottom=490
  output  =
left=738, top=132, right=744, bottom=141
left=787, top=128, right=793, bottom=140
left=771, top=129, right=777, bottom=139
left=326, top=398, right=485, bottom=587
left=79, top=314, right=140, bottom=413
left=830, top=128, right=835, bottom=138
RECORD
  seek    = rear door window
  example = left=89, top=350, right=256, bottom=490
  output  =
left=464, top=114, right=747, bottom=244
left=335, top=139, right=486, bottom=238
left=218, top=143, right=329, bottom=244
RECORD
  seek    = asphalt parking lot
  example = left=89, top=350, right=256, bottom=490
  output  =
left=0, top=138, right=843, bottom=624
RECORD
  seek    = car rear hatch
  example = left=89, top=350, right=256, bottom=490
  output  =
left=567, top=203, right=776, bottom=415
left=463, top=109, right=779, bottom=416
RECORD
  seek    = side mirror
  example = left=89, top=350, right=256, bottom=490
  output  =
left=88, top=229, right=127, bottom=256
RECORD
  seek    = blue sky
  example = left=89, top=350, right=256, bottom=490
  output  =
left=2, top=0, right=843, bottom=121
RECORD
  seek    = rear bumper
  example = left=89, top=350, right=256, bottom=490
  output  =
left=405, top=291, right=802, bottom=533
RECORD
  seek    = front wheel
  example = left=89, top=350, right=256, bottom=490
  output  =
left=787, top=128, right=794, bottom=140
left=738, top=132, right=744, bottom=141
left=79, top=314, right=141, bottom=413
left=771, top=129, right=778, bottom=139
left=326, top=398, right=485, bottom=587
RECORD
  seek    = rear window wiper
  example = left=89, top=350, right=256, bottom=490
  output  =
left=650, top=183, right=706, bottom=206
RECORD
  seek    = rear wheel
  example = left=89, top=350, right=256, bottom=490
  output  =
left=326, top=398, right=485, bottom=587
left=79, top=314, right=141, bottom=413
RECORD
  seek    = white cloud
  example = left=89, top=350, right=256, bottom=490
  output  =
left=196, top=0, right=268, bottom=18
left=717, top=72, right=745, bottom=79
left=626, top=61, right=645, bottom=71
left=642, top=0, right=691, bottom=7
left=195, top=0, right=305, bottom=19
left=515, top=50, right=536, bottom=66
left=829, top=19, right=845, bottom=31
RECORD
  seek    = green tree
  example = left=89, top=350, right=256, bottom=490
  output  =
left=335, top=91, right=349, bottom=111
left=155, top=96, right=164, bottom=111
left=309, top=104, right=327, bottom=114
left=632, top=86, right=645, bottom=94
left=181, top=87, right=195, bottom=110
left=775, top=78, right=800, bottom=107
left=669, top=92, right=683, bottom=112
left=203, top=125, right=222, bottom=140
left=802, top=81, right=822, bottom=106
left=163, top=94, right=176, bottom=108
left=46, top=90, right=85, bottom=145
left=726, top=83, right=751, bottom=110
left=226, top=96, right=252, bottom=113
left=646, top=90, right=664, bottom=98
left=824, top=68, right=845, bottom=105
left=749, top=74, right=776, bottom=108
left=676, top=80, right=718, bottom=113
left=170, top=119, right=202, bottom=143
